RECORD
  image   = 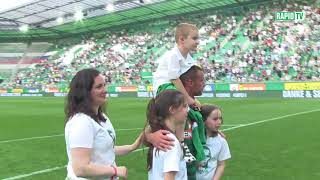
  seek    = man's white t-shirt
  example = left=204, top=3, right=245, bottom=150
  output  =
left=196, top=134, right=231, bottom=180
left=65, top=113, right=116, bottom=180
left=153, top=46, right=196, bottom=95
left=148, top=133, right=187, bottom=180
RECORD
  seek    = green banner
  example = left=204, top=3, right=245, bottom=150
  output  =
left=265, top=82, right=284, bottom=90
left=107, top=86, right=116, bottom=93
left=215, top=83, right=229, bottom=91
left=23, top=88, right=29, bottom=93
left=59, top=88, right=69, bottom=93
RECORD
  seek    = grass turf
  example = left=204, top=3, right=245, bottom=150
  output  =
left=0, top=97, right=319, bottom=180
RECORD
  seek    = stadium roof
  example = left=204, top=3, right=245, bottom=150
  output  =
left=0, top=0, right=259, bottom=42
left=0, top=0, right=165, bottom=30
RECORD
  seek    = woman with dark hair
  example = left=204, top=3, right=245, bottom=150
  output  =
left=146, top=90, right=189, bottom=180
left=64, top=68, right=142, bottom=180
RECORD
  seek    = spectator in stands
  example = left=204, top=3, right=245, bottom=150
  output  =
left=64, top=68, right=143, bottom=180
left=3, top=2, right=319, bottom=89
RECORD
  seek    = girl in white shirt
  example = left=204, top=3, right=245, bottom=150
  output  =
left=196, top=105, right=231, bottom=180
left=146, top=90, right=189, bottom=180
left=65, top=68, right=142, bottom=180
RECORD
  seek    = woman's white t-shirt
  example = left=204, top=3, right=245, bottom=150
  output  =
left=65, top=113, right=116, bottom=180
left=148, top=133, right=187, bottom=180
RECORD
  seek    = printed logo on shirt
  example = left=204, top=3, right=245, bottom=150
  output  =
left=107, top=130, right=115, bottom=147
left=184, top=121, right=193, bottom=140
left=197, top=145, right=212, bottom=173
left=192, top=122, right=198, bottom=130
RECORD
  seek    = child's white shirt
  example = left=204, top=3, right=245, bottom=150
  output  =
left=153, top=46, right=195, bottom=95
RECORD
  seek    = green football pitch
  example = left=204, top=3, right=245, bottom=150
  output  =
left=0, top=97, right=319, bottom=180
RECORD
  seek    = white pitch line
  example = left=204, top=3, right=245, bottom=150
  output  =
left=222, top=108, right=320, bottom=132
left=2, top=166, right=67, bottom=180
left=133, top=147, right=149, bottom=152
left=0, top=134, right=63, bottom=144
left=0, top=128, right=143, bottom=144
left=1, top=148, right=149, bottom=180
left=222, top=124, right=245, bottom=127
left=2, top=108, right=320, bottom=180
left=0, top=125, right=243, bottom=144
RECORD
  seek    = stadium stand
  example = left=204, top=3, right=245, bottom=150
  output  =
left=0, top=0, right=319, bottom=90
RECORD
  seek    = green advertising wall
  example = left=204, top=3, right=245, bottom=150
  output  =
left=215, top=83, right=230, bottom=91
left=1, top=82, right=320, bottom=98
left=265, top=82, right=284, bottom=90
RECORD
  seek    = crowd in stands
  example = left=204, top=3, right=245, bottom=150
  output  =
left=1, top=0, right=319, bottom=89
left=199, top=2, right=320, bottom=83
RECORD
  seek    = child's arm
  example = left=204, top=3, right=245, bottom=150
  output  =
left=171, top=78, right=200, bottom=107
left=164, top=171, right=177, bottom=180
left=212, top=160, right=226, bottom=180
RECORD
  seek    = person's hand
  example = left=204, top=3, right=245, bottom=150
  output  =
left=187, top=97, right=201, bottom=110
left=189, top=99, right=201, bottom=112
left=150, top=129, right=175, bottom=151
left=187, top=96, right=196, bottom=106
left=194, top=99, right=201, bottom=108
left=218, top=130, right=226, bottom=139
left=116, top=166, right=128, bottom=179
left=131, top=132, right=143, bottom=151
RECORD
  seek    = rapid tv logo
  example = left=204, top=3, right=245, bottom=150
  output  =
left=275, top=12, right=305, bottom=21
